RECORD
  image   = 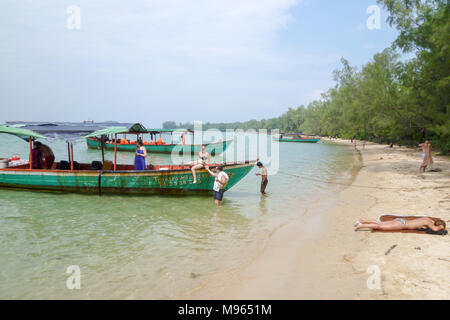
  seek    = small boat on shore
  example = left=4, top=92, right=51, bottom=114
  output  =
left=85, top=124, right=232, bottom=155
left=274, top=133, right=320, bottom=143
left=0, top=125, right=254, bottom=195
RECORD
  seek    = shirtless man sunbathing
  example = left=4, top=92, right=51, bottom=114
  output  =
left=354, top=217, right=446, bottom=232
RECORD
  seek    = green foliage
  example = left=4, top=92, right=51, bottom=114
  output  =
left=162, top=121, right=177, bottom=129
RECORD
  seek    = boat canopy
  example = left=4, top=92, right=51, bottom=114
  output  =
left=282, top=132, right=305, bottom=136
left=85, top=126, right=128, bottom=138
left=146, top=128, right=194, bottom=134
left=85, top=123, right=193, bottom=138
left=0, top=125, right=47, bottom=139
left=127, top=123, right=148, bottom=133
left=85, top=123, right=148, bottom=138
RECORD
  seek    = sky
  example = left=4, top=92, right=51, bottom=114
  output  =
left=0, top=0, right=399, bottom=127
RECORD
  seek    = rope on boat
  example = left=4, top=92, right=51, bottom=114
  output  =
left=98, top=171, right=104, bottom=196
left=277, top=171, right=450, bottom=191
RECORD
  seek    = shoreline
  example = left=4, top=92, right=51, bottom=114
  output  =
left=186, top=139, right=450, bottom=299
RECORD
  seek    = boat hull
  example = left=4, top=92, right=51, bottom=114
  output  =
left=274, top=138, right=320, bottom=143
left=86, top=138, right=232, bottom=155
left=0, top=162, right=254, bottom=195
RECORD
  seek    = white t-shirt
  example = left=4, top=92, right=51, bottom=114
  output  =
left=213, top=171, right=229, bottom=192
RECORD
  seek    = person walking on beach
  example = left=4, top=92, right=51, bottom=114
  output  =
left=190, top=145, right=210, bottom=184
left=354, top=217, right=446, bottom=232
left=206, top=166, right=228, bottom=206
left=134, top=140, right=147, bottom=170
left=255, top=161, right=268, bottom=195
left=419, top=140, right=433, bottom=173
left=35, top=141, right=55, bottom=169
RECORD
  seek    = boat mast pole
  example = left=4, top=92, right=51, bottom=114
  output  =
left=29, top=136, right=32, bottom=170
left=114, top=133, right=117, bottom=171
left=67, top=141, right=71, bottom=163
left=101, top=135, right=105, bottom=164
left=70, top=143, right=74, bottom=171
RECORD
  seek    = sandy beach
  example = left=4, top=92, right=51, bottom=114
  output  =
left=186, top=139, right=450, bottom=299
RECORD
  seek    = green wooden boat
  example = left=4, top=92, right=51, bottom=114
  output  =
left=0, top=125, right=254, bottom=195
left=0, top=161, right=255, bottom=195
left=86, top=137, right=233, bottom=155
left=274, top=133, right=320, bottom=143
left=85, top=124, right=232, bottom=155
left=273, top=137, right=320, bottom=143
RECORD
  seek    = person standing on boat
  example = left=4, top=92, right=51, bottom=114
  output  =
left=206, top=166, right=229, bottom=205
left=35, top=141, right=55, bottom=169
left=255, top=162, right=268, bottom=195
left=134, top=140, right=147, bottom=170
left=31, top=141, right=43, bottom=169
left=190, top=145, right=210, bottom=184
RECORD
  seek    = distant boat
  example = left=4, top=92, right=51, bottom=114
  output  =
left=85, top=124, right=232, bottom=155
left=274, top=133, right=320, bottom=143
left=86, top=137, right=232, bottom=155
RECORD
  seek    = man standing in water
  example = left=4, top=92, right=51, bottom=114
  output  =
left=206, top=166, right=229, bottom=206
left=419, top=140, right=433, bottom=173
left=255, top=161, right=268, bottom=195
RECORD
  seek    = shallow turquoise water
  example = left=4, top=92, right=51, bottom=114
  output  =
left=0, top=134, right=354, bottom=299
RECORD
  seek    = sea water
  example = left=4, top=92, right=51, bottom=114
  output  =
left=0, top=133, right=355, bottom=299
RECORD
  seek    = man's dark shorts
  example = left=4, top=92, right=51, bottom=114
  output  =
left=213, top=189, right=225, bottom=201
left=261, top=179, right=268, bottom=193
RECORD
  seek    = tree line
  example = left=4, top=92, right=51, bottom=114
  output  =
left=163, top=1, right=449, bottom=154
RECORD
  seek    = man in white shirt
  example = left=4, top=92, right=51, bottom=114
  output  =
left=206, top=166, right=229, bottom=205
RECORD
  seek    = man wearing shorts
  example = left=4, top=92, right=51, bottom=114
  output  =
left=256, top=162, right=268, bottom=195
left=207, top=166, right=229, bottom=206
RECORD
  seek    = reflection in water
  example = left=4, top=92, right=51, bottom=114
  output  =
left=258, top=196, right=268, bottom=215
left=0, top=135, right=354, bottom=299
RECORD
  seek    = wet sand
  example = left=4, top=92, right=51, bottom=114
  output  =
left=185, top=139, right=450, bottom=299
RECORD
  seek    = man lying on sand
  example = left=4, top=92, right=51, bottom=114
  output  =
left=354, top=217, right=446, bottom=232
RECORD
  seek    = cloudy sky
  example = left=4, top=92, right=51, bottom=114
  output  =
left=0, top=0, right=398, bottom=127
